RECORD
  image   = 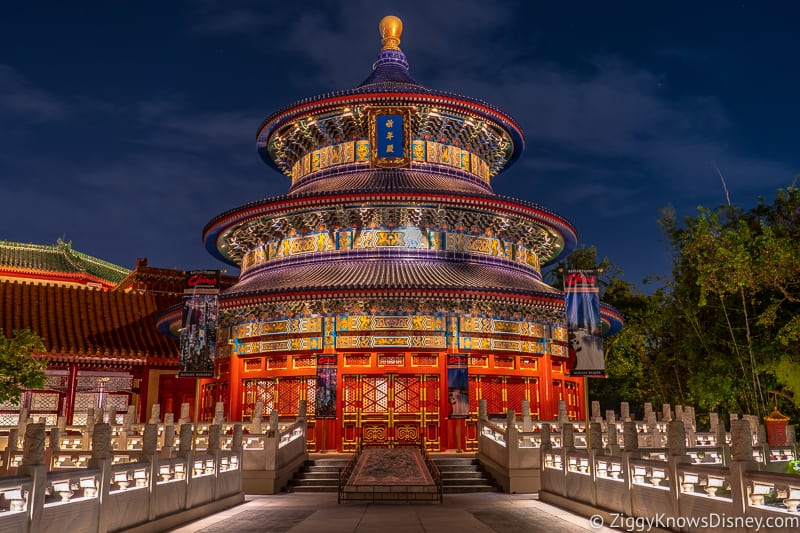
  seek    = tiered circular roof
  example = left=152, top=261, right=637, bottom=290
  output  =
left=256, top=17, right=524, bottom=182
left=194, top=16, right=628, bottom=333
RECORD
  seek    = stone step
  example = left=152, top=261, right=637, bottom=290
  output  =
left=306, top=461, right=350, bottom=468
left=293, top=473, right=339, bottom=481
left=289, top=455, right=500, bottom=494
left=443, top=484, right=500, bottom=493
left=287, top=458, right=353, bottom=492
left=430, top=458, right=479, bottom=466
left=436, top=465, right=482, bottom=473
left=290, top=478, right=339, bottom=486
left=304, top=466, right=346, bottom=474
left=288, top=485, right=340, bottom=492
left=442, top=476, right=491, bottom=485
left=440, top=473, right=484, bottom=480
left=432, top=457, right=499, bottom=493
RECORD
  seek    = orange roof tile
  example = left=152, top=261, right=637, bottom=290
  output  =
left=1, top=279, right=178, bottom=366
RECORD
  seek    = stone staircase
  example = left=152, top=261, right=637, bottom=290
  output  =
left=286, top=457, right=351, bottom=492
left=287, top=455, right=499, bottom=494
left=432, top=456, right=500, bottom=493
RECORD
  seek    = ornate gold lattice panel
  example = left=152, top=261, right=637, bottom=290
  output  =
left=564, top=380, right=581, bottom=418
left=31, top=392, right=59, bottom=411
left=294, top=356, right=316, bottom=368
left=267, top=356, right=287, bottom=370
left=342, top=376, right=361, bottom=413
left=244, top=358, right=262, bottom=372
left=469, top=354, right=489, bottom=368
left=423, top=375, right=441, bottom=450
left=411, top=353, right=438, bottom=367
left=378, top=354, right=405, bottom=366
left=242, top=378, right=276, bottom=418
left=278, top=377, right=304, bottom=415
left=393, top=375, right=421, bottom=414
left=344, top=354, right=371, bottom=367
left=505, top=377, right=528, bottom=414
left=482, top=376, right=504, bottom=414
left=468, top=375, right=479, bottom=413
left=493, top=356, right=515, bottom=369
left=361, top=377, right=388, bottom=413
left=306, top=378, right=316, bottom=415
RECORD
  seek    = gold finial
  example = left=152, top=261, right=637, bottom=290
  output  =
left=379, top=15, right=403, bottom=50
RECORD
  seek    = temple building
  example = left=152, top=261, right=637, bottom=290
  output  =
left=161, top=16, right=623, bottom=452
left=0, top=241, right=235, bottom=426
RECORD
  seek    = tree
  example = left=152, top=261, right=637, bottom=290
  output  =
left=659, top=187, right=800, bottom=419
left=0, top=329, right=47, bottom=404
left=545, top=244, right=622, bottom=295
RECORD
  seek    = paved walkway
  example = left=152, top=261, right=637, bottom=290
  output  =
left=167, top=492, right=616, bottom=533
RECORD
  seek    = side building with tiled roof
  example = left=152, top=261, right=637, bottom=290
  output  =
left=1, top=243, right=183, bottom=425
left=0, top=239, right=131, bottom=290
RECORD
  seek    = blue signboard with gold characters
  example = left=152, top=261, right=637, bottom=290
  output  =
left=376, top=115, right=402, bottom=157
left=369, top=107, right=411, bottom=167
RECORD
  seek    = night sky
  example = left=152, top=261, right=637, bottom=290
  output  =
left=2, top=1, right=797, bottom=289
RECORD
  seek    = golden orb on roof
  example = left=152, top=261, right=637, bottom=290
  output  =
left=379, top=15, right=403, bottom=50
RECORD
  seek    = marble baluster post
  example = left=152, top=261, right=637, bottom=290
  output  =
left=18, top=423, right=47, bottom=533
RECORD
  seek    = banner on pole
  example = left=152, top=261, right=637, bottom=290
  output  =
left=564, top=269, right=605, bottom=377
left=315, top=354, right=337, bottom=418
left=447, top=354, right=469, bottom=418
left=178, top=270, right=221, bottom=378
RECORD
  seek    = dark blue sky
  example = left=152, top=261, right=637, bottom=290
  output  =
left=2, top=1, right=797, bottom=289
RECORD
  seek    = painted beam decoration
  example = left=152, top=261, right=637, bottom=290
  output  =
left=564, top=269, right=605, bottom=377
left=179, top=270, right=221, bottom=378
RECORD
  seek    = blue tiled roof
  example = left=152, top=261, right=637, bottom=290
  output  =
left=357, top=48, right=420, bottom=88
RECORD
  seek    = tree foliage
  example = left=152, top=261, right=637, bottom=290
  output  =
left=0, top=329, right=47, bottom=404
left=571, top=188, right=800, bottom=422
left=660, top=187, right=800, bottom=418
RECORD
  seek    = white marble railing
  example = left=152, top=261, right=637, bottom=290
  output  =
left=0, top=473, right=34, bottom=532
left=541, top=447, right=800, bottom=532
left=0, top=449, right=243, bottom=533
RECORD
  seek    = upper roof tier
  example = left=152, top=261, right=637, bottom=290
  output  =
left=256, top=16, right=525, bottom=191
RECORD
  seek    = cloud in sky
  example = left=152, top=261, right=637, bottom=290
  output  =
left=1, top=1, right=797, bottom=286
left=0, top=65, right=69, bottom=122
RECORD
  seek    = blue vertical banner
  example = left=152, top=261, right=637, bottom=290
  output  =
left=179, top=270, right=221, bottom=378
left=315, top=354, right=337, bottom=418
left=447, top=354, right=469, bottom=418
left=564, top=269, right=605, bottom=377
left=376, top=114, right=403, bottom=158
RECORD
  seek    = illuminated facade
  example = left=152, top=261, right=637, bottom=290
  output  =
left=172, top=16, right=622, bottom=451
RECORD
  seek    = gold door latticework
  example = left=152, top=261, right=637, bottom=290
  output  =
left=341, top=373, right=439, bottom=452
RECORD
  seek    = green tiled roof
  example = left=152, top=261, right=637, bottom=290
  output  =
left=0, top=239, right=131, bottom=284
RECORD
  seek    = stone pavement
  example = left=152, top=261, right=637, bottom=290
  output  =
left=167, top=492, right=616, bottom=533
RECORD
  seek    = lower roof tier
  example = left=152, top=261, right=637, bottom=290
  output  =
left=230, top=250, right=556, bottom=298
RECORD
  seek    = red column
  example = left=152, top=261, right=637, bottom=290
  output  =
left=137, top=365, right=150, bottom=424
left=228, top=354, right=242, bottom=421
left=540, top=351, right=554, bottom=420
left=64, top=363, right=79, bottom=424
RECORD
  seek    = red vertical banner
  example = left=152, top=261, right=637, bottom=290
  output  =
left=447, top=354, right=469, bottom=418
left=564, top=269, right=605, bottom=377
